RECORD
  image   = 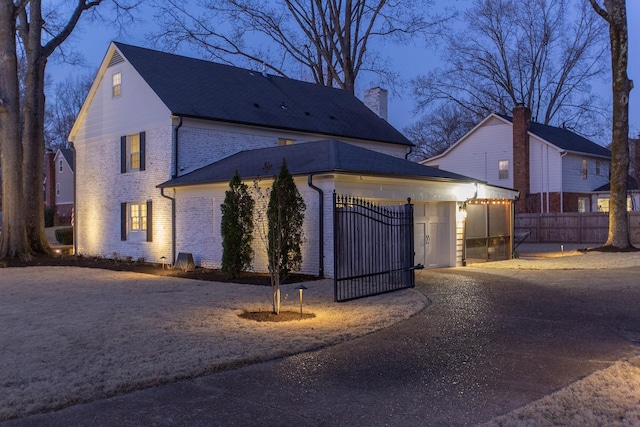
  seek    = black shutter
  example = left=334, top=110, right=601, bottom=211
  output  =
left=139, top=131, right=146, bottom=171
left=120, top=136, right=127, bottom=173
left=121, top=202, right=127, bottom=241
left=146, top=200, right=153, bottom=242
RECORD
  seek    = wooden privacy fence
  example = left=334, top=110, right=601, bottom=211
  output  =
left=515, top=212, right=640, bottom=244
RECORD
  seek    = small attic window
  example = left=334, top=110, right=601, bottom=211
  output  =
left=329, top=115, right=336, bottom=120
left=253, top=103, right=260, bottom=108
left=304, top=111, right=310, bottom=116
left=112, top=72, right=122, bottom=97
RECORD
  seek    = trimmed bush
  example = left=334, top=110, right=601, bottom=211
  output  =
left=55, top=227, right=74, bottom=245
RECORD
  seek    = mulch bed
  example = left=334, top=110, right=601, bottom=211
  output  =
left=1, top=253, right=320, bottom=286
left=238, top=311, right=316, bottom=322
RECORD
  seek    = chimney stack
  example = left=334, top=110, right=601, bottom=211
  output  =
left=512, top=104, right=531, bottom=213
left=364, top=87, right=388, bottom=121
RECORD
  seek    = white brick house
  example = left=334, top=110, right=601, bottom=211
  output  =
left=70, top=43, right=517, bottom=274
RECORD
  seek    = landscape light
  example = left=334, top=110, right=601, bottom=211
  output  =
left=296, top=284, right=308, bottom=318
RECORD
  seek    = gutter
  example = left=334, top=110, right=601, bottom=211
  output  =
left=160, top=187, right=176, bottom=265
left=307, top=174, right=324, bottom=278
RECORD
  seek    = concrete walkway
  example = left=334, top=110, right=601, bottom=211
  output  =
left=6, top=266, right=640, bottom=426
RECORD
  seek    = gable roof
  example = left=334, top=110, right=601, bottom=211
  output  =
left=497, top=114, right=611, bottom=158
left=55, top=148, right=75, bottom=172
left=158, top=140, right=476, bottom=188
left=425, top=113, right=611, bottom=164
left=112, top=43, right=411, bottom=147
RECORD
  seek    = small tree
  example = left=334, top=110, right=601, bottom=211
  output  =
left=267, top=159, right=306, bottom=314
left=220, top=171, right=255, bottom=278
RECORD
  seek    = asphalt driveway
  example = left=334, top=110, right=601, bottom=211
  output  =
left=6, top=266, right=640, bottom=426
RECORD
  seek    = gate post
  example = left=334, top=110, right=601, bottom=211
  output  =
left=405, top=198, right=415, bottom=288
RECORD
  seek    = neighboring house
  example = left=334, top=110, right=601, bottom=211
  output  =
left=422, top=105, right=612, bottom=214
left=44, top=148, right=74, bottom=225
left=69, top=42, right=518, bottom=274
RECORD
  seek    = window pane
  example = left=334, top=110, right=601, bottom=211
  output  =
left=130, top=153, right=140, bottom=170
left=112, top=73, right=121, bottom=97
left=140, top=203, right=147, bottom=230
left=131, top=204, right=139, bottom=230
left=128, top=134, right=141, bottom=170
left=499, top=160, right=509, bottom=179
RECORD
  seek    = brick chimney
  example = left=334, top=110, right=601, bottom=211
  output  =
left=512, top=104, right=531, bottom=213
left=45, top=149, right=56, bottom=209
left=364, top=87, right=388, bottom=121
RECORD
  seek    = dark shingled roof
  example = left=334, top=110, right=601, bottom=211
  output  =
left=158, top=140, right=475, bottom=188
left=594, top=176, right=638, bottom=192
left=498, top=114, right=611, bottom=158
left=114, top=43, right=412, bottom=147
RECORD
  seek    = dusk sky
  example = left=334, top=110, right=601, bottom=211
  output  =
left=49, top=1, right=640, bottom=141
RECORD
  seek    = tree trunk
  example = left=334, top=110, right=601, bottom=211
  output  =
left=0, top=1, right=30, bottom=259
left=22, top=0, right=50, bottom=254
left=595, top=0, right=633, bottom=249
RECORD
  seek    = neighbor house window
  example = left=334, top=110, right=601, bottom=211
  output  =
left=498, top=160, right=509, bottom=179
left=112, top=72, right=122, bottom=97
left=597, top=197, right=632, bottom=212
left=582, top=159, right=588, bottom=179
left=120, top=132, right=146, bottom=173
left=56, top=183, right=60, bottom=196
left=578, top=197, right=589, bottom=213
left=59, top=159, right=63, bottom=173
left=121, top=201, right=152, bottom=242
left=278, top=138, right=294, bottom=146
left=596, top=161, right=601, bottom=176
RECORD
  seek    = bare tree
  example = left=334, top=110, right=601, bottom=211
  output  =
left=589, top=0, right=634, bottom=250
left=405, top=103, right=481, bottom=161
left=150, top=0, right=450, bottom=94
left=411, top=0, right=608, bottom=144
left=0, top=0, right=29, bottom=259
left=0, top=0, right=138, bottom=259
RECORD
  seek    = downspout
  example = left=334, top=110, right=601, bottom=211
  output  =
left=308, top=174, right=324, bottom=278
left=560, top=152, right=567, bottom=212
left=161, top=187, right=176, bottom=265
left=173, top=116, right=183, bottom=178
left=71, top=142, right=77, bottom=256
left=405, top=146, right=412, bottom=160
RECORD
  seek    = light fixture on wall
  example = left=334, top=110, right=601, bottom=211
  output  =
left=458, top=203, right=467, bottom=221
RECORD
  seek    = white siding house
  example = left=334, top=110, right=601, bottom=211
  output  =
left=70, top=42, right=517, bottom=274
left=423, top=106, right=611, bottom=213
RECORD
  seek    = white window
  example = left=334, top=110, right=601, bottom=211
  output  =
left=128, top=134, right=141, bottom=171
left=278, top=138, right=294, bottom=146
left=578, top=197, right=589, bottom=213
left=59, top=159, right=63, bottom=173
left=595, top=161, right=601, bottom=176
left=130, top=202, right=147, bottom=232
left=56, top=183, right=60, bottom=196
left=121, top=200, right=152, bottom=242
left=121, top=132, right=145, bottom=173
left=582, top=159, right=588, bottom=179
left=498, top=160, right=509, bottom=180
left=112, top=72, right=122, bottom=97
left=598, top=197, right=632, bottom=212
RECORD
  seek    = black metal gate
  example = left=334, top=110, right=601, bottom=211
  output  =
left=333, top=194, right=415, bottom=302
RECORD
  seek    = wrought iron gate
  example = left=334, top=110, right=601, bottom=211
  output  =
left=333, top=194, right=415, bottom=302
